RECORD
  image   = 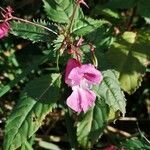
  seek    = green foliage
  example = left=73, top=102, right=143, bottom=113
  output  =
left=72, top=17, right=108, bottom=36
left=1, top=0, right=150, bottom=149
left=77, top=100, right=109, bottom=148
left=105, top=0, right=150, bottom=23
left=77, top=69, right=126, bottom=148
left=94, top=70, right=126, bottom=116
left=43, top=0, right=83, bottom=23
left=106, top=30, right=150, bottom=94
left=86, top=26, right=113, bottom=51
left=3, top=74, right=61, bottom=150
left=10, top=20, right=57, bottom=42
left=118, top=138, right=150, bottom=149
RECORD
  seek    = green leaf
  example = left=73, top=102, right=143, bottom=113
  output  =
left=3, top=74, right=61, bottom=150
left=94, top=70, right=126, bottom=116
left=85, top=26, right=113, bottom=51
left=72, top=17, right=108, bottom=36
left=10, top=20, right=57, bottom=42
left=101, top=8, right=120, bottom=19
left=118, top=138, right=150, bottom=149
left=106, top=31, right=150, bottom=94
left=77, top=100, right=109, bottom=148
left=43, top=0, right=83, bottom=23
left=20, top=140, right=33, bottom=150
left=0, top=54, right=49, bottom=98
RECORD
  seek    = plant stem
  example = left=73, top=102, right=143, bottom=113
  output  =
left=56, top=51, right=60, bottom=71
left=12, top=16, right=58, bottom=35
left=68, top=4, right=79, bottom=34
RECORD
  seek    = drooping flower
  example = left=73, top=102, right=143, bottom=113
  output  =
left=65, top=58, right=103, bottom=112
left=0, top=22, right=10, bottom=39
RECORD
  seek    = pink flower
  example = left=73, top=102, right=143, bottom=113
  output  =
left=0, top=22, right=9, bottom=39
left=65, top=58, right=103, bottom=112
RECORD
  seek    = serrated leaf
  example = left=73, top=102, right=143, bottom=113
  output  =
left=3, top=74, right=61, bottom=150
left=77, top=99, right=109, bottom=148
left=106, top=31, right=150, bottom=94
left=94, top=70, right=126, bottom=116
left=43, top=0, right=83, bottom=24
left=10, top=21, right=57, bottom=42
left=86, top=26, right=113, bottom=51
left=72, top=17, right=108, bottom=36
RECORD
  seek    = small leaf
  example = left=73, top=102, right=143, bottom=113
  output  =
left=85, top=26, right=113, bottom=51
left=10, top=21, right=57, bottom=42
left=3, top=74, right=61, bottom=150
left=77, top=99, right=109, bottom=148
left=43, top=0, right=83, bottom=23
left=72, top=17, right=108, bottom=36
left=106, top=31, right=150, bottom=94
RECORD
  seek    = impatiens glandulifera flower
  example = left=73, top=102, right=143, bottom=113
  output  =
left=0, top=22, right=10, bottom=39
left=65, top=58, right=103, bottom=113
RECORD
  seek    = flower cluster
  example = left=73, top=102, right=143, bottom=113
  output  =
left=65, top=58, right=103, bottom=113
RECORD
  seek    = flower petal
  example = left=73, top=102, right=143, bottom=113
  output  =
left=66, top=87, right=96, bottom=113
left=0, top=22, right=9, bottom=39
left=79, top=88, right=96, bottom=112
left=66, top=87, right=82, bottom=113
left=65, top=58, right=81, bottom=86
left=68, top=67, right=82, bottom=86
left=80, top=64, right=103, bottom=84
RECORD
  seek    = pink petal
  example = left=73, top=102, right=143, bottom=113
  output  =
left=0, top=22, right=9, bottom=39
left=65, top=58, right=81, bottom=86
left=80, top=64, right=103, bottom=84
left=80, top=88, right=96, bottom=112
left=67, top=67, right=83, bottom=86
left=66, top=87, right=96, bottom=113
left=66, top=87, right=82, bottom=113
